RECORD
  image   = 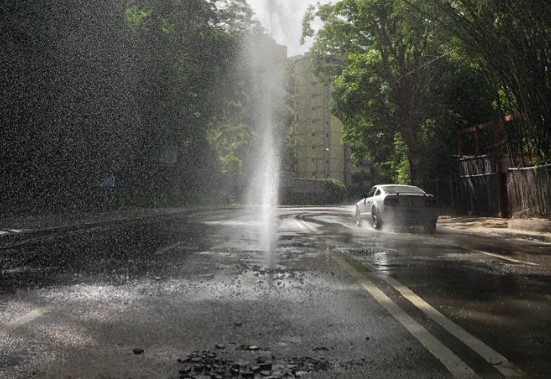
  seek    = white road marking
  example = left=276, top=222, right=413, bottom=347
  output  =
left=474, top=250, right=539, bottom=266
left=0, top=229, right=25, bottom=235
left=155, top=241, right=187, bottom=255
left=332, top=254, right=478, bottom=378
left=0, top=308, right=49, bottom=335
left=296, top=219, right=316, bottom=233
left=383, top=275, right=525, bottom=378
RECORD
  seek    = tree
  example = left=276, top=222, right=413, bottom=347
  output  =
left=1, top=1, right=141, bottom=212
left=419, top=0, right=551, bottom=164
left=122, top=0, right=262, bottom=203
left=0, top=0, right=266, bottom=213
left=303, top=0, right=440, bottom=186
left=302, top=0, right=497, bottom=186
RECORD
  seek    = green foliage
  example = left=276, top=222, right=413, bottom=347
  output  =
left=393, top=134, right=410, bottom=184
left=0, top=0, right=268, bottom=214
left=207, top=106, right=252, bottom=177
left=124, top=5, right=152, bottom=29
left=421, top=0, right=551, bottom=163
left=303, top=0, right=497, bottom=187
left=324, top=178, right=348, bottom=204
left=304, top=0, right=440, bottom=185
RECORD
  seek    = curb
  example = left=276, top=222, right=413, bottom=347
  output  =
left=438, top=225, right=551, bottom=243
left=508, top=219, right=551, bottom=233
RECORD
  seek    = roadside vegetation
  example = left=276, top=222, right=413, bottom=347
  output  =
left=2, top=1, right=550, bottom=214
left=1, top=0, right=294, bottom=214
left=302, top=0, right=551, bottom=186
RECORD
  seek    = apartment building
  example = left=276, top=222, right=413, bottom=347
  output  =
left=291, top=55, right=357, bottom=186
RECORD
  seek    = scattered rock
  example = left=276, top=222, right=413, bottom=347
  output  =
left=132, top=348, right=144, bottom=355
left=175, top=349, right=331, bottom=378
left=230, top=364, right=240, bottom=375
left=312, top=346, right=328, bottom=351
left=178, top=366, right=191, bottom=375
left=236, top=344, right=265, bottom=351
left=259, top=362, right=273, bottom=371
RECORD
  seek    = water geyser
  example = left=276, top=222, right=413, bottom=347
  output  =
left=244, top=2, right=286, bottom=269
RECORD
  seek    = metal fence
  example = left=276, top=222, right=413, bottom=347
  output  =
left=507, top=164, right=551, bottom=219
left=457, top=155, right=508, bottom=216
left=424, top=177, right=463, bottom=213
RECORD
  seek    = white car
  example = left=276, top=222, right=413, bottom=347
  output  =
left=355, top=184, right=439, bottom=233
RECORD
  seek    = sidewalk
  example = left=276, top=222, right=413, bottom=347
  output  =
left=438, top=215, right=551, bottom=243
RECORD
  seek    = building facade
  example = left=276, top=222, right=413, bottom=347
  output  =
left=291, top=55, right=357, bottom=186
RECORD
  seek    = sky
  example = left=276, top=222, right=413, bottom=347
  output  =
left=246, top=0, right=334, bottom=57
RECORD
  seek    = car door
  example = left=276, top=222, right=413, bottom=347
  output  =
left=361, top=186, right=377, bottom=217
left=366, top=187, right=382, bottom=218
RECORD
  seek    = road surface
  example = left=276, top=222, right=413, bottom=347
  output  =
left=1, top=207, right=550, bottom=378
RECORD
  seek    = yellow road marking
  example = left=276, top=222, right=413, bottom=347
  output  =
left=332, top=254, right=478, bottom=378
left=474, top=250, right=539, bottom=266
left=296, top=219, right=316, bottom=233
left=334, top=251, right=525, bottom=378
left=383, top=275, right=525, bottom=378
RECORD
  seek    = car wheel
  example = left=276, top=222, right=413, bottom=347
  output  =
left=424, top=220, right=436, bottom=233
left=355, top=207, right=361, bottom=226
left=371, top=206, right=382, bottom=230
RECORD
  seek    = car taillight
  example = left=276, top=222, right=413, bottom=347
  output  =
left=425, top=198, right=437, bottom=208
left=384, top=197, right=399, bottom=207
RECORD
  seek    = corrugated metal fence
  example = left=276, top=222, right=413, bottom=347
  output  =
left=457, top=155, right=508, bottom=216
left=508, top=164, right=551, bottom=218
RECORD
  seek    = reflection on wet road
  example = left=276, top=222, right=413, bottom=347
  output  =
left=1, top=207, right=550, bottom=378
left=301, top=206, right=551, bottom=378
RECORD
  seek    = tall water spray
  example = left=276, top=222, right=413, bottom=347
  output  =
left=244, top=2, right=286, bottom=269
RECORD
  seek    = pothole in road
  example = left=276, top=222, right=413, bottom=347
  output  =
left=175, top=348, right=331, bottom=379
left=251, top=266, right=305, bottom=284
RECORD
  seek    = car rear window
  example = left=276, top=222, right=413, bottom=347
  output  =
left=384, top=186, right=425, bottom=194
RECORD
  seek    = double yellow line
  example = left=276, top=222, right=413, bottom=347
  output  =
left=332, top=252, right=525, bottom=378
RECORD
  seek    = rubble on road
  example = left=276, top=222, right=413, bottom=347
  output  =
left=175, top=348, right=331, bottom=379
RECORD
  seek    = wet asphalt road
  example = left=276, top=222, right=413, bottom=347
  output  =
left=1, top=207, right=550, bottom=378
